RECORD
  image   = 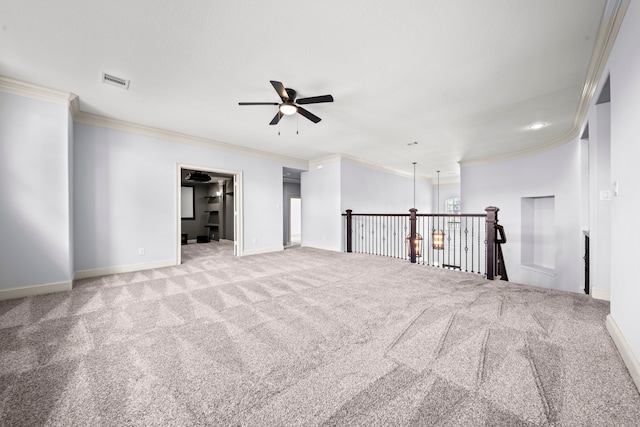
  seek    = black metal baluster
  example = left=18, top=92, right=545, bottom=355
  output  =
left=471, top=218, right=475, bottom=273
left=368, top=216, right=371, bottom=254
left=464, top=217, right=469, bottom=272
left=420, top=216, right=425, bottom=265
left=479, top=217, right=483, bottom=276
left=447, top=216, right=451, bottom=268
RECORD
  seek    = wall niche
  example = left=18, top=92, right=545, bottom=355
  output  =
left=521, top=196, right=555, bottom=275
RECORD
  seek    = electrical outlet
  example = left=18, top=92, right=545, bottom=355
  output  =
left=599, top=190, right=611, bottom=201
left=138, top=248, right=145, bottom=256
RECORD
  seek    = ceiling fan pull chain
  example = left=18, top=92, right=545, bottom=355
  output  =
left=297, top=114, right=299, bottom=135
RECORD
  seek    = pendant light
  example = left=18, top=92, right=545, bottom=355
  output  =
left=406, top=162, right=423, bottom=258
left=433, top=170, right=445, bottom=250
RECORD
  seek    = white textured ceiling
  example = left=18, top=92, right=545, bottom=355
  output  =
left=0, top=1, right=609, bottom=179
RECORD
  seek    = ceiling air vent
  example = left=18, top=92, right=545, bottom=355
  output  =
left=101, top=72, right=130, bottom=90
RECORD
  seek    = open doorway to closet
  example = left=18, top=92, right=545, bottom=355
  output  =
left=177, top=165, right=242, bottom=264
left=283, top=167, right=303, bottom=248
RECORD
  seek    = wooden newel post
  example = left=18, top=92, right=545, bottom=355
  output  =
left=409, top=208, right=418, bottom=263
left=346, top=209, right=353, bottom=253
left=485, top=206, right=499, bottom=280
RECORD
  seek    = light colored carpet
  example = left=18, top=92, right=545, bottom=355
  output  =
left=1, top=242, right=639, bottom=426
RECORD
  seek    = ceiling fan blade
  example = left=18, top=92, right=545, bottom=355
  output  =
left=269, top=111, right=283, bottom=125
left=297, top=107, right=321, bottom=123
left=296, top=95, right=334, bottom=105
left=239, top=102, right=279, bottom=106
left=270, top=80, right=289, bottom=101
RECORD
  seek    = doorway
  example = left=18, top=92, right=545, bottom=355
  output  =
left=289, top=197, right=301, bottom=246
left=177, top=164, right=243, bottom=265
left=283, top=167, right=303, bottom=248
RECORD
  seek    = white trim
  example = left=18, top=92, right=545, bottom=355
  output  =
left=75, top=110, right=307, bottom=167
left=241, top=246, right=284, bottom=256
left=606, top=314, right=640, bottom=393
left=521, top=264, right=556, bottom=277
left=301, top=244, right=341, bottom=252
left=235, top=172, right=244, bottom=256
left=0, top=280, right=72, bottom=301
left=308, top=154, right=342, bottom=167
left=591, top=288, right=611, bottom=301
left=69, top=95, right=81, bottom=116
left=73, top=259, right=175, bottom=280
left=0, top=75, right=75, bottom=107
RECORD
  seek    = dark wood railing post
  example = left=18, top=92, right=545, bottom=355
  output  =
left=409, top=208, right=417, bottom=263
left=345, top=209, right=353, bottom=253
left=485, top=206, right=499, bottom=280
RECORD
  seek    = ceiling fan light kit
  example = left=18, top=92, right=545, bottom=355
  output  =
left=279, top=102, right=297, bottom=116
left=239, top=80, right=333, bottom=125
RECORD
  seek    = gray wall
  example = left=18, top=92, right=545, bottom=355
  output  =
left=0, top=91, right=73, bottom=290
left=461, top=140, right=582, bottom=292
left=73, top=121, right=298, bottom=271
left=301, top=157, right=433, bottom=252
left=608, top=0, right=640, bottom=382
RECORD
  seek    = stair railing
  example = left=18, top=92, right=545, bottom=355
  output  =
left=343, top=206, right=507, bottom=280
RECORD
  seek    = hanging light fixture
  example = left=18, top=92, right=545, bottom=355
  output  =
left=433, top=170, right=445, bottom=250
left=406, top=162, right=423, bottom=258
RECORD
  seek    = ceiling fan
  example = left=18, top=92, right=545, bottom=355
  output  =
left=239, top=80, right=334, bottom=125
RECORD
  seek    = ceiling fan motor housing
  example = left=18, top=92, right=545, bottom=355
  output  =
left=284, top=88, right=297, bottom=100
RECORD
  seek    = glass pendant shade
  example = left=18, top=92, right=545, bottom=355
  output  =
left=406, top=232, right=423, bottom=257
left=433, top=230, right=445, bottom=250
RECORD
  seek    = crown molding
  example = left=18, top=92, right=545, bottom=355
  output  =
left=459, top=126, right=578, bottom=168
left=429, top=175, right=460, bottom=188
left=73, top=110, right=308, bottom=167
left=573, top=0, right=629, bottom=127
left=308, top=154, right=342, bottom=167
left=308, top=154, right=433, bottom=181
left=340, top=154, right=420, bottom=180
left=460, top=0, right=629, bottom=169
left=0, top=75, right=76, bottom=107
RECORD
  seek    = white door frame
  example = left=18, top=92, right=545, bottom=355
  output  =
left=176, top=163, right=243, bottom=265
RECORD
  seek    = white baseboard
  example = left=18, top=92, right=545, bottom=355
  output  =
left=301, top=244, right=341, bottom=252
left=591, top=288, right=611, bottom=301
left=606, top=314, right=640, bottom=393
left=74, top=259, right=176, bottom=280
left=241, top=246, right=284, bottom=256
left=0, top=280, right=72, bottom=301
